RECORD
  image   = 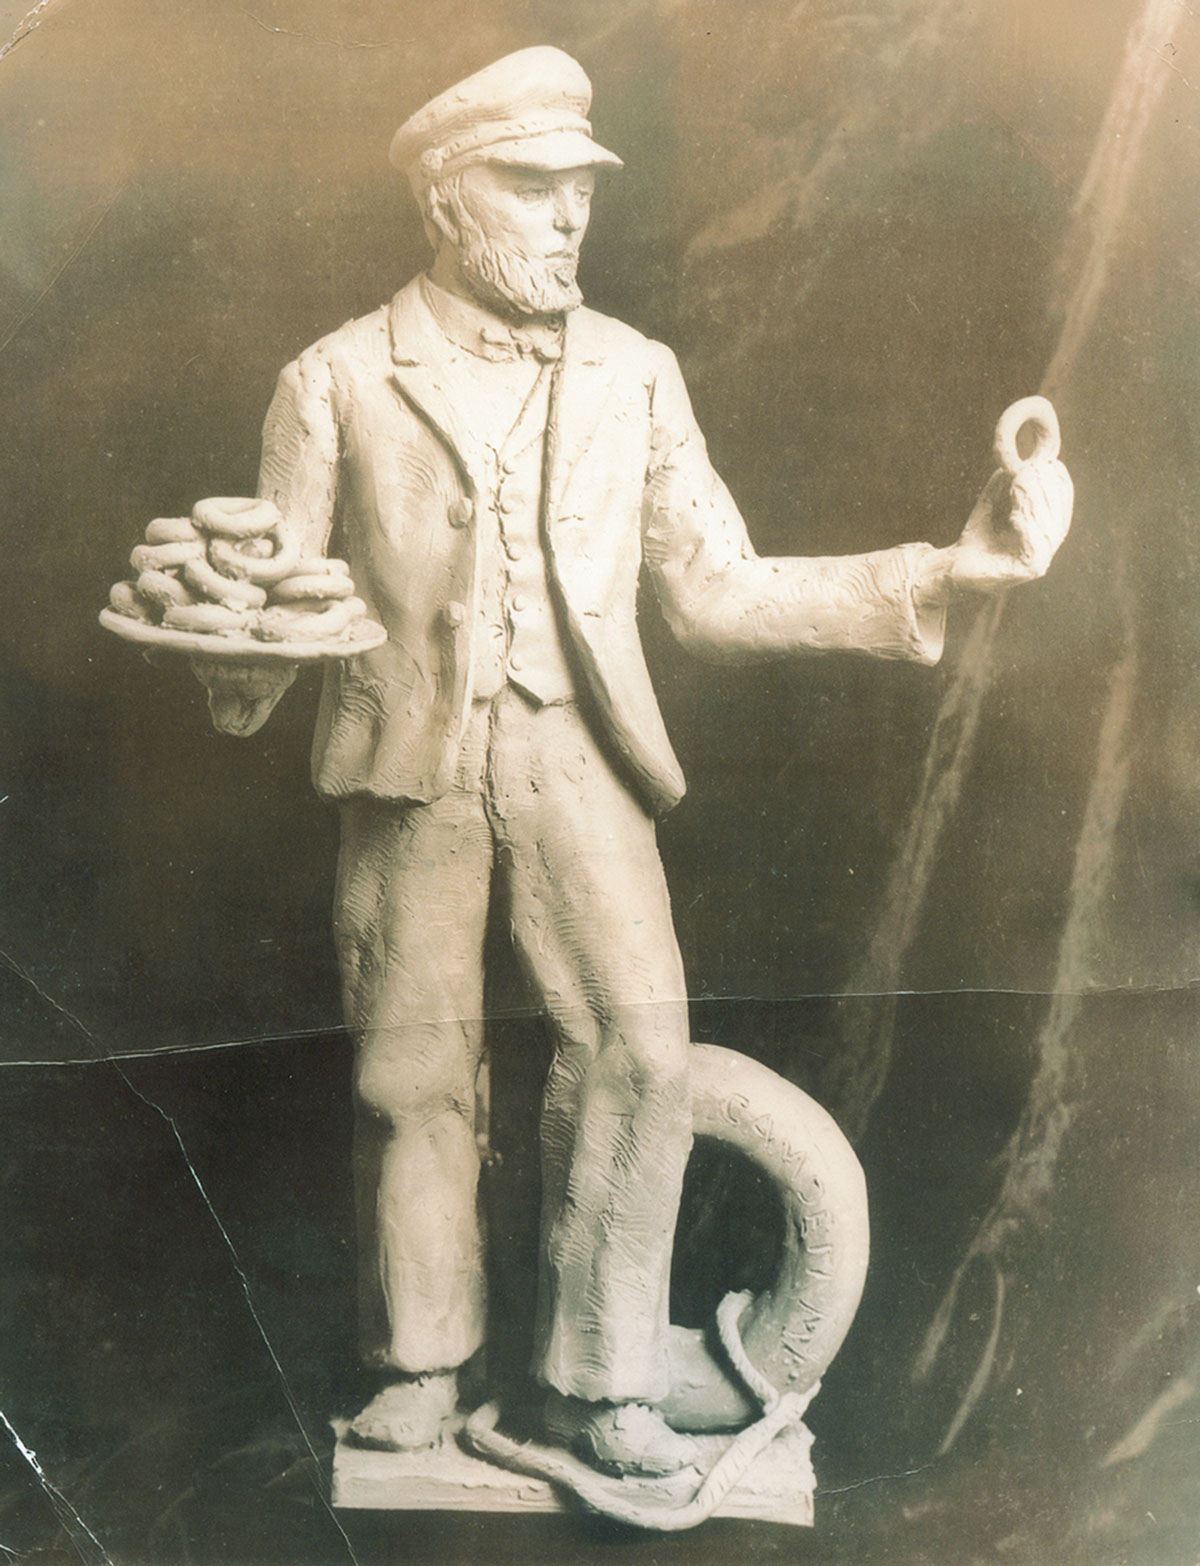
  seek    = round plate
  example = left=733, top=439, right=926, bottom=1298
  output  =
left=99, top=607, right=388, bottom=662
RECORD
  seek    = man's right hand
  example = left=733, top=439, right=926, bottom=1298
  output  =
left=189, top=656, right=299, bottom=737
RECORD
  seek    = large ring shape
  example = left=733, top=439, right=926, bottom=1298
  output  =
left=661, top=1044, right=870, bottom=1432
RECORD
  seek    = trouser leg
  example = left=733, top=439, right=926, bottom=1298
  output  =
left=334, top=785, right=493, bottom=1374
left=486, top=692, right=692, bottom=1404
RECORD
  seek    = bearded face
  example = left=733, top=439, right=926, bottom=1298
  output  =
left=455, top=206, right=583, bottom=317
left=426, top=165, right=594, bottom=319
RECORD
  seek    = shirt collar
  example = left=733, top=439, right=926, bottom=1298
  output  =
left=420, top=273, right=564, bottom=363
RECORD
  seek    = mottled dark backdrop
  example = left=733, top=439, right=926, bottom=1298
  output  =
left=1, top=1, right=1197, bottom=1562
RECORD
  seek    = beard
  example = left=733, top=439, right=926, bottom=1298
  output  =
left=454, top=214, right=582, bottom=319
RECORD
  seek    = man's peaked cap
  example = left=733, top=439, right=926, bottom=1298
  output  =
left=390, top=46, right=622, bottom=190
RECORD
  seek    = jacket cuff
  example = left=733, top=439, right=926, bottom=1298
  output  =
left=880, top=541, right=947, bottom=665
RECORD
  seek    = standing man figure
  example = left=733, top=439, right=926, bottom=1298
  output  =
left=226, top=47, right=1071, bottom=1477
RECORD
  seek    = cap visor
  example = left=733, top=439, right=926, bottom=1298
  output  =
left=474, top=128, right=622, bottom=171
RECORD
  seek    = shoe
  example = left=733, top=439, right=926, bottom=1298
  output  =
left=348, top=1371, right=458, bottom=1451
left=543, top=1391, right=700, bottom=1477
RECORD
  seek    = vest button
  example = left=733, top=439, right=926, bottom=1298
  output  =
left=502, top=457, right=518, bottom=475
left=498, top=495, right=517, bottom=515
left=509, top=652, right=525, bottom=673
left=505, top=540, right=526, bottom=562
left=510, top=594, right=529, bottom=614
left=448, top=497, right=474, bottom=528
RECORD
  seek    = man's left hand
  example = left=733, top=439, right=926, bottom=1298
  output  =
left=921, top=456, right=1074, bottom=605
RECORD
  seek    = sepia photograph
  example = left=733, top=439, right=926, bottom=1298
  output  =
left=1, top=1, right=1197, bottom=1561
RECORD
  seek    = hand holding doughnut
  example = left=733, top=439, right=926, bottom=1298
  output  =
left=925, top=395, right=1074, bottom=602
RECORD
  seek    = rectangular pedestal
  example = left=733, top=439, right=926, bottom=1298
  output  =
left=331, top=1418, right=815, bottom=1526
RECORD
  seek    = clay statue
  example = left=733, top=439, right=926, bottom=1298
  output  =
left=103, top=44, right=1072, bottom=1529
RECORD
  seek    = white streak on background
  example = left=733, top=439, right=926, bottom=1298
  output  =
left=0, top=1408, right=111, bottom=1565
left=913, top=602, right=1137, bottom=1449
left=898, top=0, right=1184, bottom=1447
left=829, top=0, right=1184, bottom=1148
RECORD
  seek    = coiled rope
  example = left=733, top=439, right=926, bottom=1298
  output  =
left=461, top=1290, right=816, bottom=1531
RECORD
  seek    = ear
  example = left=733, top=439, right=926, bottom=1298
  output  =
left=425, top=184, right=462, bottom=250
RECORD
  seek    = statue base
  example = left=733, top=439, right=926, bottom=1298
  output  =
left=330, top=1416, right=815, bottom=1525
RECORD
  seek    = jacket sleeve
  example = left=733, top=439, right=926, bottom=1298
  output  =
left=256, top=344, right=339, bottom=556
left=194, top=345, right=340, bottom=735
left=640, top=344, right=946, bottom=665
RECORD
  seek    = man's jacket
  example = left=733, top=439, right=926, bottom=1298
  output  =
left=257, top=276, right=945, bottom=814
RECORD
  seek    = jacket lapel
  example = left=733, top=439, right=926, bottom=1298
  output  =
left=387, top=279, right=489, bottom=500
left=544, top=308, right=620, bottom=526
left=387, top=282, right=619, bottom=522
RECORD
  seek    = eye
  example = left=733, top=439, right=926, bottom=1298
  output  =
left=518, top=185, right=551, bottom=202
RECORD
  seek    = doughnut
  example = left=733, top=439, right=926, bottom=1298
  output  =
left=183, top=556, right=268, bottom=610
left=346, top=614, right=382, bottom=640
left=254, top=596, right=366, bottom=643
left=163, top=602, right=254, bottom=635
left=207, top=528, right=301, bottom=585
left=293, top=556, right=351, bottom=578
left=136, top=569, right=196, bottom=609
left=109, top=580, right=157, bottom=623
left=192, top=496, right=282, bottom=539
left=993, top=396, right=1061, bottom=475
left=270, top=572, right=355, bottom=603
left=144, top=516, right=200, bottom=545
left=130, top=540, right=204, bottom=574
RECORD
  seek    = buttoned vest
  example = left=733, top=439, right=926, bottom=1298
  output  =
left=470, top=368, right=576, bottom=706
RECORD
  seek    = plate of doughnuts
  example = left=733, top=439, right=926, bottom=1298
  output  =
left=101, top=497, right=387, bottom=662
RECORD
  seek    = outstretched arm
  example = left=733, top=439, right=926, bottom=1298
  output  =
left=642, top=349, right=1071, bottom=664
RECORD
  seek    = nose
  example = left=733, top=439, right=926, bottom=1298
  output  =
left=552, top=188, right=588, bottom=238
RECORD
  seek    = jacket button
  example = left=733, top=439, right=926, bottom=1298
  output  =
left=443, top=601, right=466, bottom=627
left=448, top=497, right=474, bottom=528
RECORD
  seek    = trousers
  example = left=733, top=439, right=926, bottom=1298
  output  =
left=333, top=686, right=693, bottom=1403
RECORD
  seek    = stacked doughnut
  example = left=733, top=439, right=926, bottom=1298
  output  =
left=108, top=498, right=369, bottom=644
left=254, top=555, right=368, bottom=644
